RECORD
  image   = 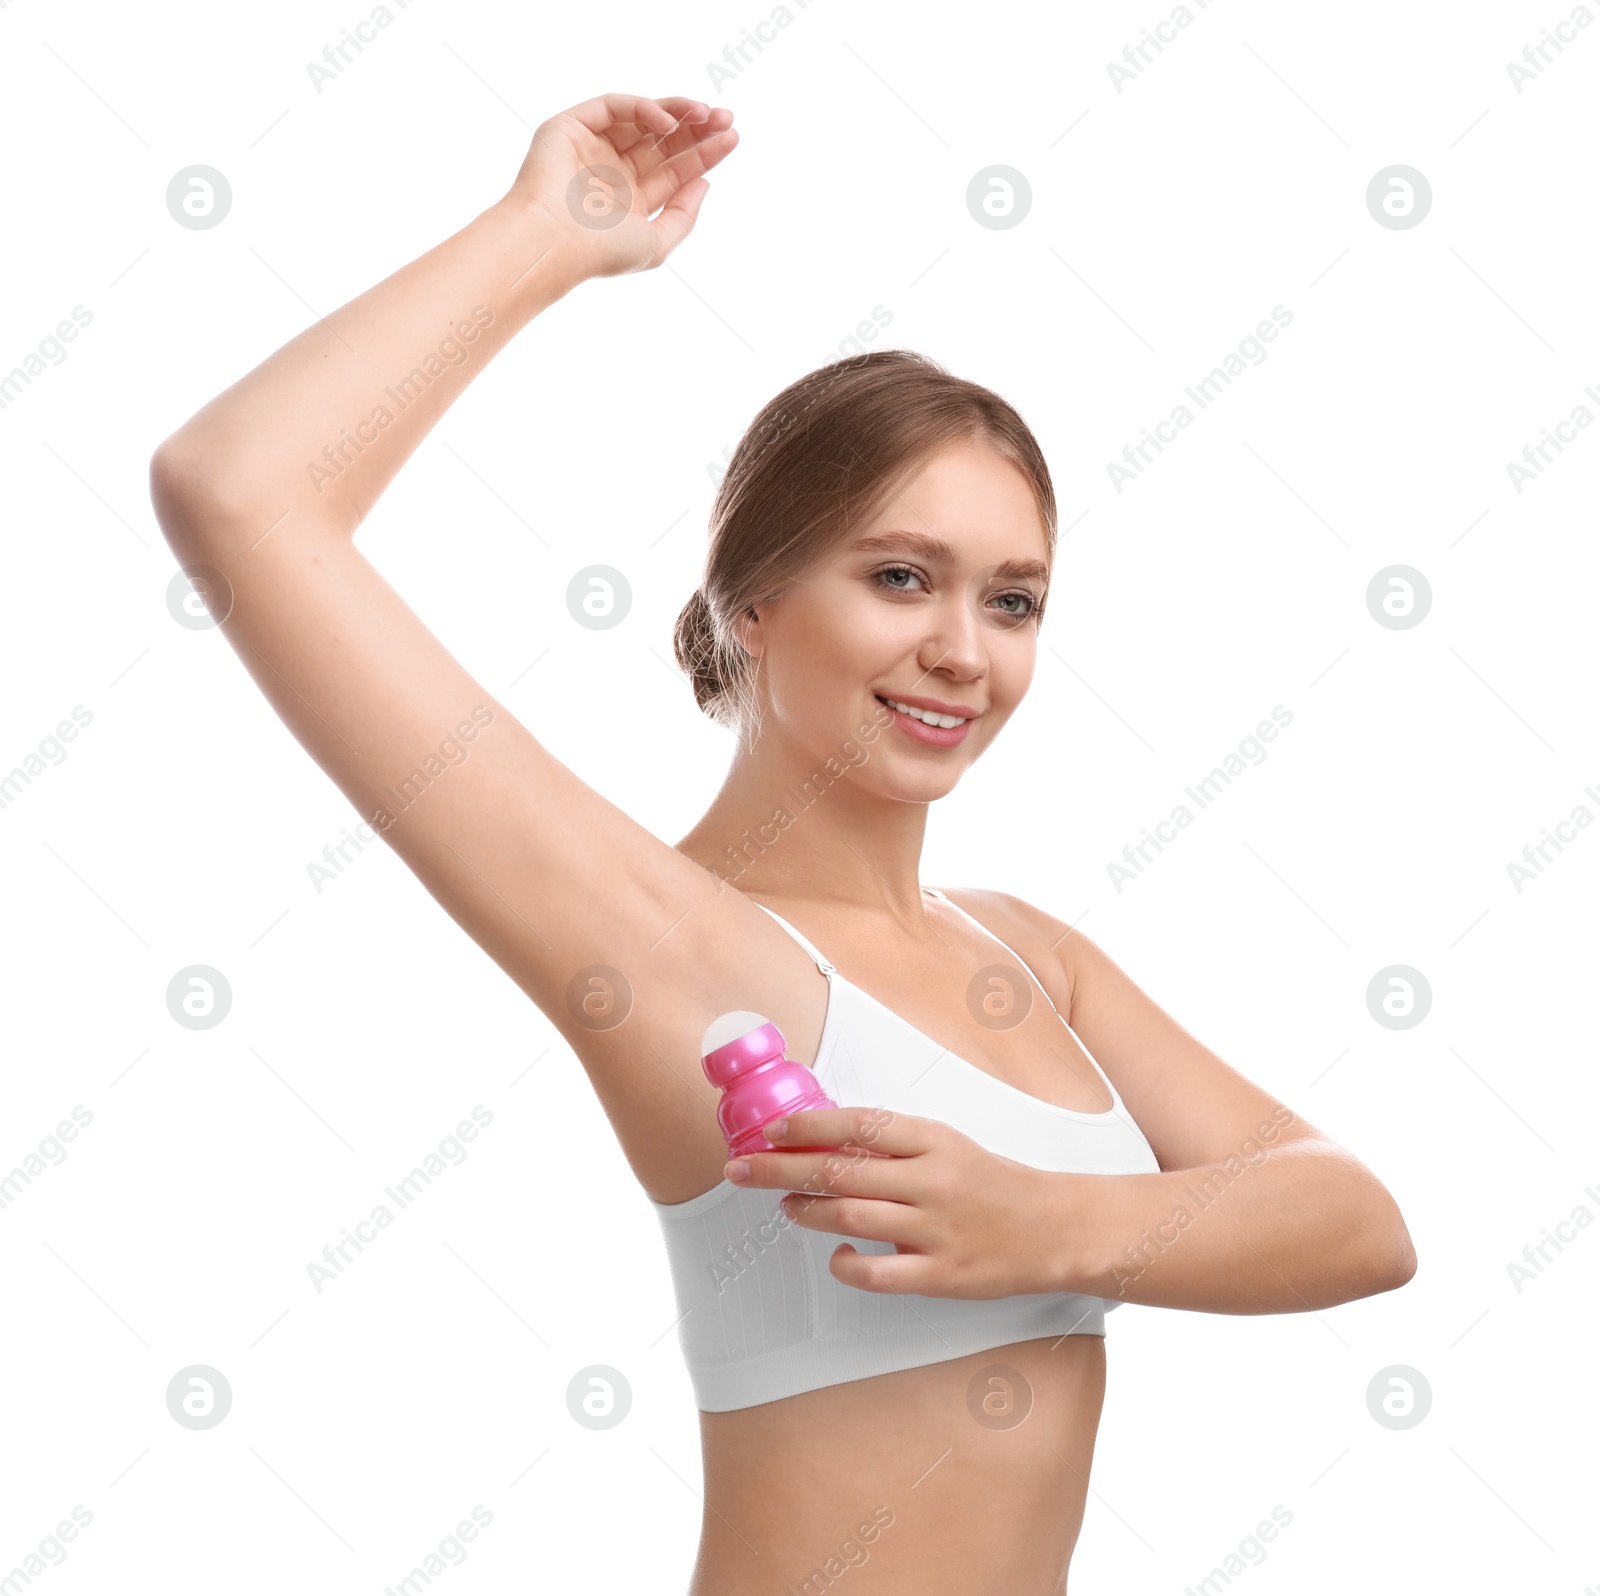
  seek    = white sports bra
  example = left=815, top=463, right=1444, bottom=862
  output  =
left=648, top=888, right=1161, bottom=1412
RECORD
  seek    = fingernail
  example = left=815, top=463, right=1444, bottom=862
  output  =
left=765, top=1118, right=788, bottom=1139
left=725, top=1160, right=750, bottom=1182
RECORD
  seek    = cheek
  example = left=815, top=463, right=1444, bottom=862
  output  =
left=763, top=625, right=859, bottom=727
left=776, top=598, right=891, bottom=698
left=987, top=628, right=1037, bottom=701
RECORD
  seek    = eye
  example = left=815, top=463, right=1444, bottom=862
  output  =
left=872, top=562, right=927, bottom=594
left=991, top=589, right=1040, bottom=622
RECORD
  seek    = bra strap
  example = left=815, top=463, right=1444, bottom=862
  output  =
left=928, top=888, right=1060, bottom=1016
left=752, top=903, right=837, bottom=976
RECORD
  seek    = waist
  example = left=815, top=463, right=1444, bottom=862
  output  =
left=690, top=1332, right=1108, bottom=1596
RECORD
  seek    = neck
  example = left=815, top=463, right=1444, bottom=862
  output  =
left=676, top=723, right=930, bottom=917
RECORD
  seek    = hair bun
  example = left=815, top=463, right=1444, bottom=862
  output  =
left=672, top=587, right=726, bottom=720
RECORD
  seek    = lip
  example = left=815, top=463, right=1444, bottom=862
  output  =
left=874, top=692, right=975, bottom=749
left=875, top=691, right=984, bottom=719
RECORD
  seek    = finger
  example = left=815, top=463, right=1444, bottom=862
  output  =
left=781, top=1193, right=927, bottom=1247
left=727, top=1141, right=912, bottom=1200
left=768, top=1105, right=939, bottom=1158
left=630, top=121, right=736, bottom=210
left=636, top=124, right=739, bottom=216
left=560, top=92, right=685, bottom=139
left=725, top=1147, right=836, bottom=1192
left=616, top=103, right=726, bottom=169
left=829, top=1244, right=944, bottom=1296
left=640, top=176, right=711, bottom=265
left=732, top=1151, right=915, bottom=1208
left=649, top=94, right=714, bottom=124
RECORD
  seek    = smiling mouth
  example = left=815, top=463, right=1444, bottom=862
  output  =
left=874, top=694, right=972, bottom=729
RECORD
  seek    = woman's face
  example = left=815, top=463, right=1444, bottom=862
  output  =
left=740, top=438, right=1051, bottom=799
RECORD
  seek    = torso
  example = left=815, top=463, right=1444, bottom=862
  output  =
left=692, top=1332, right=1105, bottom=1595
left=652, top=882, right=1117, bottom=1595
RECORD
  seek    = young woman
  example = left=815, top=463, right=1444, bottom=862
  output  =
left=149, top=92, right=1416, bottom=1595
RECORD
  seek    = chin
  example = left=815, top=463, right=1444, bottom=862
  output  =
left=877, top=761, right=971, bottom=803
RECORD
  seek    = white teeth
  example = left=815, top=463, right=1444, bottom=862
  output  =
left=882, top=697, right=966, bottom=729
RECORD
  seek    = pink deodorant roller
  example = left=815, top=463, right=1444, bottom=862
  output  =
left=701, top=1011, right=839, bottom=1158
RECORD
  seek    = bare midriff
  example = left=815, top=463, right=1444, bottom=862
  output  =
left=684, top=1331, right=1107, bottom=1596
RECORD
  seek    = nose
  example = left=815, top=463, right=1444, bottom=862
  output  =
left=914, top=590, right=987, bottom=686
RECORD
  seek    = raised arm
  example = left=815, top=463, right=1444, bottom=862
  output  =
left=145, top=95, right=786, bottom=1207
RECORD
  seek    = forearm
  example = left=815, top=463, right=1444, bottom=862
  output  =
left=1052, top=1136, right=1417, bottom=1313
left=152, top=195, right=579, bottom=546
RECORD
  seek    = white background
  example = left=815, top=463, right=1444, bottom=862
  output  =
left=2, top=0, right=1596, bottom=1590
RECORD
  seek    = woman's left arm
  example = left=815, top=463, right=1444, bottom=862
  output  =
left=1049, top=1127, right=1417, bottom=1312
left=1043, top=914, right=1416, bottom=1312
left=727, top=905, right=1417, bottom=1310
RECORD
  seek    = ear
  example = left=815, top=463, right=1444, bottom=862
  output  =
left=732, top=604, right=764, bottom=660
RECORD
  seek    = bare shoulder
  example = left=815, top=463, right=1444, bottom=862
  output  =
left=929, top=885, right=1082, bottom=1014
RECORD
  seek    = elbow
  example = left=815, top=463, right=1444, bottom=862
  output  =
left=150, top=431, right=247, bottom=558
left=1387, top=1218, right=1419, bottom=1290
left=1366, top=1200, right=1418, bottom=1295
left=149, top=434, right=209, bottom=555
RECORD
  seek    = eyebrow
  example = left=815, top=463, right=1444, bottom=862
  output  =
left=851, top=529, right=1050, bottom=584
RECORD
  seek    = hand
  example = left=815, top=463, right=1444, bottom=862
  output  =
left=506, top=92, right=738, bottom=282
left=725, top=1105, right=1089, bottom=1300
